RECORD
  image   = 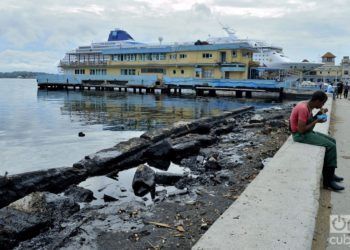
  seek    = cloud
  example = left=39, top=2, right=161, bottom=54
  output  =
left=0, top=0, right=349, bottom=72
left=0, top=50, right=61, bottom=72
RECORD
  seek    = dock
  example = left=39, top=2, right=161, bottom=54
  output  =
left=36, top=74, right=286, bottom=100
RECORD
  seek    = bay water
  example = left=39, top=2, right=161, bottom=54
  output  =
left=0, top=79, right=279, bottom=175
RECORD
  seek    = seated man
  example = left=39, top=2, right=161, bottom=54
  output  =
left=289, top=90, right=344, bottom=191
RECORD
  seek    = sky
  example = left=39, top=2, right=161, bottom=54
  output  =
left=0, top=0, right=349, bottom=73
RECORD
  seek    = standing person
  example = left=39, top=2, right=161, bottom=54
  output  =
left=344, top=83, right=349, bottom=99
left=333, top=84, right=337, bottom=100
left=337, top=81, right=344, bottom=99
left=289, top=91, right=344, bottom=191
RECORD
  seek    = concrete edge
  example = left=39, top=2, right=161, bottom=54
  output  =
left=193, top=98, right=332, bottom=250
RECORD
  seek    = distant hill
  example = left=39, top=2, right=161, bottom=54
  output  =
left=0, top=71, right=51, bottom=79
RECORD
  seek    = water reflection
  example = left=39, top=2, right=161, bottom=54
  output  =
left=37, top=89, right=277, bottom=131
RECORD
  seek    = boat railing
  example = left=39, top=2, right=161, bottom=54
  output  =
left=59, top=61, right=108, bottom=67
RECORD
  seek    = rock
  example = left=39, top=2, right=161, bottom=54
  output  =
left=0, top=167, right=87, bottom=209
left=8, top=192, right=80, bottom=220
left=78, top=132, right=85, bottom=137
left=103, top=194, right=119, bottom=202
left=216, top=170, right=231, bottom=180
left=146, top=159, right=171, bottom=171
left=132, top=165, right=156, bottom=198
left=143, top=139, right=172, bottom=159
left=0, top=175, right=9, bottom=188
left=211, top=124, right=234, bottom=136
left=196, top=155, right=204, bottom=164
left=266, top=119, right=287, bottom=128
left=226, top=117, right=236, bottom=124
left=243, top=123, right=264, bottom=128
left=167, top=188, right=188, bottom=197
left=196, top=134, right=218, bottom=146
left=271, top=114, right=284, bottom=120
left=155, top=172, right=184, bottom=186
left=64, top=186, right=95, bottom=202
left=0, top=207, right=51, bottom=249
left=175, top=176, right=194, bottom=189
left=193, top=123, right=211, bottom=134
left=120, top=187, right=127, bottom=192
left=204, top=157, right=221, bottom=171
left=171, top=141, right=201, bottom=159
left=249, top=114, right=265, bottom=124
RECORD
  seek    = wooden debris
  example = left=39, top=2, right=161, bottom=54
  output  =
left=146, top=221, right=172, bottom=229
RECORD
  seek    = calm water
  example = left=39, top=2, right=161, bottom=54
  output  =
left=0, top=79, right=279, bottom=175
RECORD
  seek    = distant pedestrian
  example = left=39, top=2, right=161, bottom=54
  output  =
left=332, top=84, right=337, bottom=100
left=289, top=91, right=344, bottom=191
left=336, top=81, right=344, bottom=99
left=344, top=83, right=349, bottom=99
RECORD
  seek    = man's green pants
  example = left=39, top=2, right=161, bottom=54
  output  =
left=292, top=131, right=337, bottom=168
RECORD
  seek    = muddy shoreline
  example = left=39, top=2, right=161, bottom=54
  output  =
left=1, top=105, right=292, bottom=249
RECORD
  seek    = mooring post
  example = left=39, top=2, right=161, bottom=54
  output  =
left=236, top=90, right=243, bottom=98
left=279, top=87, right=284, bottom=102
left=246, top=91, right=252, bottom=98
left=209, top=89, right=216, bottom=97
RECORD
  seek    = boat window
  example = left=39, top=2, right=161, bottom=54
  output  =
left=141, top=68, right=165, bottom=74
left=242, top=52, right=250, bottom=58
left=202, top=53, right=212, bottom=59
left=121, top=68, right=136, bottom=75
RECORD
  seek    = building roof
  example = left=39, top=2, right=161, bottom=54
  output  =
left=322, top=52, right=336, bottom=58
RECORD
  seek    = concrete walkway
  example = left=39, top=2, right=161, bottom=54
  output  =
left=327, top=98, right=350, bottom=250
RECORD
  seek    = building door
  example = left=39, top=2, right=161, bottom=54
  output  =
left=221, top=52, right=226, bottom=63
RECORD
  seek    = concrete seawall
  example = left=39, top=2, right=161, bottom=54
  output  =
left=193, top=98, right=332, bottom=250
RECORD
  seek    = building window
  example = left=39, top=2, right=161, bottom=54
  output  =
left=173, top=70, right=176, bottom=74
left=90, top=69, right=95, bottom=75
left=169, top=54, right=177, bottom=60
left=345, top=70, right=349, bottom=75
left=202, top=53, right=212, bottom=58
left=179, top=54, right=187, bottom=59
left=232, top=51, right=237, bottom=57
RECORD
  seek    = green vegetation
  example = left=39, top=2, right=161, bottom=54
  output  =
left=0, top=71, right=50, bottom=79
